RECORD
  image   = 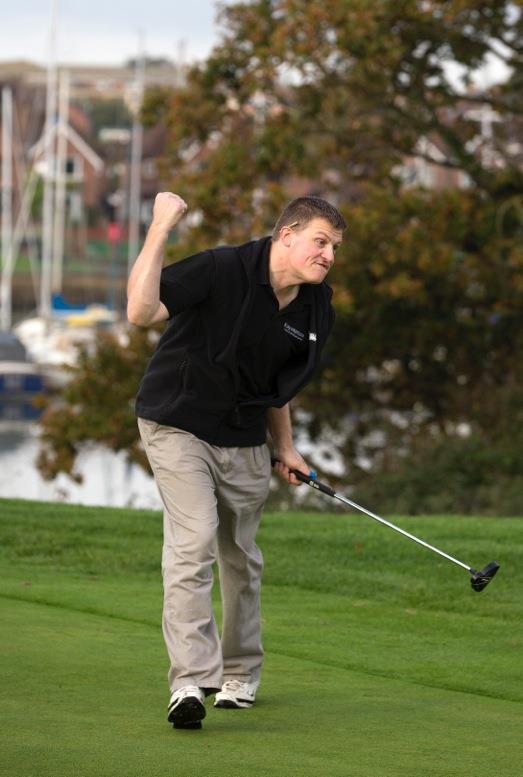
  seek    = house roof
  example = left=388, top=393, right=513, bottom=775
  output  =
left=29, top=122, right=104, bottom=172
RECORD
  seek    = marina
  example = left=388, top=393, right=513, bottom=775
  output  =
left=1, top=3, right=148, bottom=504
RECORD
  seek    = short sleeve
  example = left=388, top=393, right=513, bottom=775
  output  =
left=159, top=250, right=215, bottom=318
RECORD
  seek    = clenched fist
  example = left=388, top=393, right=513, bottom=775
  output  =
left=152, top=192, right=188, bottom=232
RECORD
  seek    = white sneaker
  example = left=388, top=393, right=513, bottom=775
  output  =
left=167, top=685, right=206, bottom=728
left=214, top=680, right=257, bottom=709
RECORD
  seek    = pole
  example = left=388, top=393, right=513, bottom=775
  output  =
left=40, top=0, right=58, bottom=319
left=1, top=86, right=14, bottom=330
left=52, top=68, right=69, bottom=293
left=127, top=32, right=145, bottom=276
left=11, top=92, right=41, bottom=310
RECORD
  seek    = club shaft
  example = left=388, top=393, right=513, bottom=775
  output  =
left=333, top=492, right=471, bottom=572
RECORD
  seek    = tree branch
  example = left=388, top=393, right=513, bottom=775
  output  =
left=408, top=150, right=462, bottom=170
left=447, top=92, right=523, bottom=117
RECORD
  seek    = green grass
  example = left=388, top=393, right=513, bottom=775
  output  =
left=1, top=498, right=522, bottom=777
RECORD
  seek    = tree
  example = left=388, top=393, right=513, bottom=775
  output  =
left=304, top=183, right=523, bottom=475
left=144, top=0, right=522, bottom=454
left=36, top=328, right=156, bottom=482
left=144, top=0, right=522, bottom=233
left=82, top=97, right=133, bottom=132
left=37, top=1, right=523, bottom=507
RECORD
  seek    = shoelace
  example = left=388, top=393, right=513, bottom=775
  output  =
left=223, top=680, right=249, bottom=693
left=172, top=684, right=201, bottom=702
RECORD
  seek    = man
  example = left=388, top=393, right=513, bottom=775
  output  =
left=127, top=192, right=345, bottom=729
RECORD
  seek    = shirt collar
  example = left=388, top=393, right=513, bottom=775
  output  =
left=256, top=238, right=272, bottom=285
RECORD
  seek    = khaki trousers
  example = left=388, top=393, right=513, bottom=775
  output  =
left=138, top=418, right=272, bottom=693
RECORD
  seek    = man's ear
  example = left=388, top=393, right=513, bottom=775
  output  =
left=280, top=226, right=294, bottom=247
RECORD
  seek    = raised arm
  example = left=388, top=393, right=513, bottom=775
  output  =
left=127, top=192, right=188, bottom=326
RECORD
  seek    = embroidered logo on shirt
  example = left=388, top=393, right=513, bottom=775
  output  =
left=309, top=332, right=317, bottom=341
left=284, top=322, right=305, bottom=341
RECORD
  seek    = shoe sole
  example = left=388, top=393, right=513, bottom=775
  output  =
left=168, top=698, right=206, bottom=729
left=173, top=720, right=202, bottom=729
left=214, top=699, right=254, bottom=709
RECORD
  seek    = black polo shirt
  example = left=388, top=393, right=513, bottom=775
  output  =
left=136, top=235, right=334, bottom=447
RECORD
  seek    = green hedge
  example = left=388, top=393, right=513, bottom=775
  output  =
left=352, top=435, right=523, bottom=516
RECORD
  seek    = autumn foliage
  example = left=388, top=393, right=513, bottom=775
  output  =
left=37, top=1, right=523, bottom=510
left=37, top=328, right=156, bottom=482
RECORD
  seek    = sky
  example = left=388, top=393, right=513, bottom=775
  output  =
left=0, top=0, right=511, bottom=86
left=0, top=0, right=223, bottom=65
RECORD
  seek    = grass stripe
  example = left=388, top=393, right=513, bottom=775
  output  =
left=2, top=498, right=522, bottom=775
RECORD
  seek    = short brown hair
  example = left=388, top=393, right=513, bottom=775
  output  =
left=272, top=196, right=346, bottom=240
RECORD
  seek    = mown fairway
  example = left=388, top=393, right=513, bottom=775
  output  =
left=1, top=498, right=521, bottom=777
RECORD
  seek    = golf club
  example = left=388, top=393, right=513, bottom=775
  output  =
left=271, top=459, right=500, bottom=592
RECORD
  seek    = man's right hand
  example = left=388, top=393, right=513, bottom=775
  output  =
left=152, top=192, right=188, bottom=233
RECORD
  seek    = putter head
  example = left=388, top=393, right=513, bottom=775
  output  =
left=470, top=561, right=500, bottom=592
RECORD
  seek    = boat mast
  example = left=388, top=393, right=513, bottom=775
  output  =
left=52, top=68, right=70, bottom=294
left=40, top=0, right=59, bottom=319
left=1, top=86, right=14, bottom=331
left=127, top=32, right=145, bottom=276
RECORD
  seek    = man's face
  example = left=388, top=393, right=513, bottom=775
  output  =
left=284, top=217, right=343, bottom=284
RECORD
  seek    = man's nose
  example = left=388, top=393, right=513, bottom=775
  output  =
left=322, top=245, right=335, bottom=264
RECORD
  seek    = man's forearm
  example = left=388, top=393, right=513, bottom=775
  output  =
left=127, top=192, right=187, bottom=326
left=267, top=403, right=310, bottom=484
left=127, top=223, right=169, bottom=325
left=267, top=404, right=295, bottom=453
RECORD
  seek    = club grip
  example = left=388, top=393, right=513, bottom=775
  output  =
left=271, top=458, right=336, bottom=498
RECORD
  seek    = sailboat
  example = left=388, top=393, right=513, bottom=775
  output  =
left=6, top=4, right=117, bottom=389
left=0, top=330, right=45, bottom=420
left=1, top=84, right=47, bottom=417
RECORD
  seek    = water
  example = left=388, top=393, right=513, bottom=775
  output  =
left=0, top=419, right=162, bottom=509
left=0, top=410, right=347, bottom=511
